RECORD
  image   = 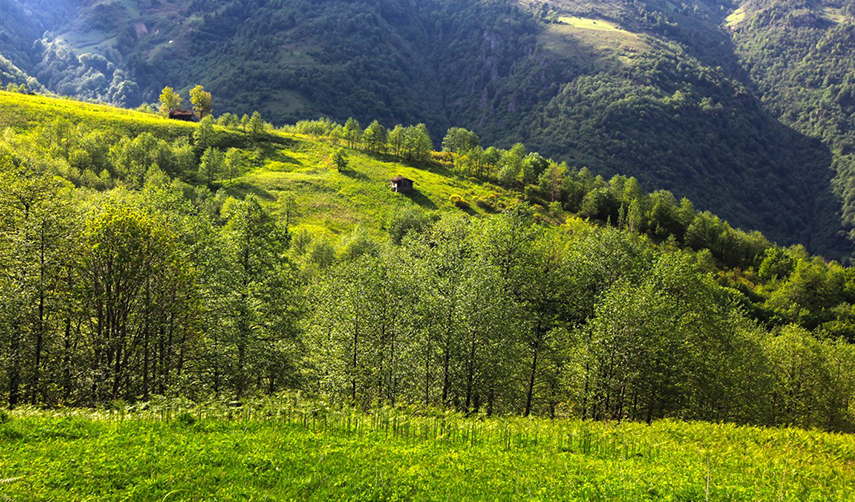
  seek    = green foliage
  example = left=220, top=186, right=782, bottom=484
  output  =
left=248, top=111, right=265, bottom=142
left=2, top=90, right=855, bottom=439
left=387, top=207, right=431, bottom=245
left=343, top=118, right=362, bottom=149
left=331, top=148, right=348, bottom=171
left=442, top=127, right=480, bottom=154
left=363, top=120, right=387, bottom=153
left=190, top=85, right=213, bottom=118
left=449, top=194, right=469, bottom=209
left=199, top=147, right=225, bottom=185
left=158, top=86, right=182, bottom=115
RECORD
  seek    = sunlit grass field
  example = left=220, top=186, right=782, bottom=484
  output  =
left=234, top=138, right=515, bottom=237
left=539, top=15, right=648, bottom=65
left=0, top=91, right=524, bottom=239
left=0, top=401, right=853, bottom=501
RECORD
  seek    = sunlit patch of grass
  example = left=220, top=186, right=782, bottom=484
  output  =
left=0, top=402, right=853, bottom=500
left=725, top=8, right=746, bottom=28
left=540, top=16, right=648, bottom=63
left=822, top=7, right=850, bottom=24
left=557, top=16, right=625, bottom=33
left=237, top=140, right=516, bottom=238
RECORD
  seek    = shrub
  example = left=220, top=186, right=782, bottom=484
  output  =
left=450, top=194, right=469, bottom=209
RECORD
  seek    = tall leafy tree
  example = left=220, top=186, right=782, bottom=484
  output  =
left=363, top=120, right=387, bottom=153
left=158, top=86, right=182, bottom=114
left=189, top=85, right=213, bottom=118
left=442, top=127, right=480, bottom=154
left=220, top=195, right=300, bottom=396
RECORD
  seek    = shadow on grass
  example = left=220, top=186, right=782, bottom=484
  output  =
left=403, top=190, right=438, bottom=210
left=267, top=150, right=303, bottom=166
left=362, top=151, right=456, bottom=178
left=221, top=181, right=276, bottom=201
left=456, top=203, right=478, bottom=216
left=339, top=169, right=370, bottom=182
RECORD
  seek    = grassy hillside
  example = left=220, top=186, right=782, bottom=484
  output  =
left=0, top=90, right=514, bottom=239
left=1, top=402, right=853, bottom=500
left=240, top=143, right=513, bottom=238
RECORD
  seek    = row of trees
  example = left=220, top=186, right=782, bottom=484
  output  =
left=12, top=112, right=855, bottom=347
left=3, top=115, right=855, bottom=431
left=0, top=161, right=298, bottom=405
left=290, top=118, right=434, bottom=162
left=1, top=117, right=262, bottom=193
left=305, top=212, right=855, bottom=429
left=290, top=119, right=784, bottom=273
left=2, top=151, right=854, bottom=430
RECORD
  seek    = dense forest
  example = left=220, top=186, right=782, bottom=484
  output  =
left=2, top=91, right=855, bottom=434
left=2, top=0, right=855, bottom=260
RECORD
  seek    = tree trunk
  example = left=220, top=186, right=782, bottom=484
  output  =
left=8, top=325, right=21, bottom=409
left=464, top=330, right=477, bottom=414
left=441, top=343, right=451, bottom=405
left=524, top=327, right=543, bottom=417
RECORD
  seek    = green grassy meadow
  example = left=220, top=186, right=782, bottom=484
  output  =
left=539, top=15, right=648, bottom=66
left=0, top=403, right=853, bottom=501
left=0, top=91, right=524, bottom=240
left=235, top=137, right=516, bottom=238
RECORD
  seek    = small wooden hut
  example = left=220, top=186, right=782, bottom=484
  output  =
left=169, top=110, right=198, bottom=122
left=390, top=176, right=414, bottom=193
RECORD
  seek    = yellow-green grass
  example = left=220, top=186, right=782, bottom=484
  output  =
left=726, top=8, right=746, bottom=28
left=540, top=17, right=648, bottom=63
left=233, top=137, right=514, bottom=238
left=727, top=6, right=849, bottom=30
left=558, top=16, right=625, bottom=33
left=0, top=91, right=255, bottom=149
left=0, top=90, right=194, bottom=137
left=0, top=404, right=853, bottom=500
left=822, top=7, right=851, bottom=24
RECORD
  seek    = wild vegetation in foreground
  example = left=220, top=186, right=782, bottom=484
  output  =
left=0, top=399, right=853, bottom=501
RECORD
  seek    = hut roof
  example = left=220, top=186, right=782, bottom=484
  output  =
left=169, top=110, right=196, bottom=120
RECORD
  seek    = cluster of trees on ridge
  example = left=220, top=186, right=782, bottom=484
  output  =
left=2, top=101, right=855, bottom=432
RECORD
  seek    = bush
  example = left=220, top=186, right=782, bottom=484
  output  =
left=388, top=208, right=431, bottom=244
left=475, top=197, right=492, bottom=210
left=450, top=194, right=469, bottom=209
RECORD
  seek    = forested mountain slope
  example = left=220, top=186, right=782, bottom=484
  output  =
left=0, top=0, right=854, bottom=259
left=726, top=0, right=855, bottom=242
